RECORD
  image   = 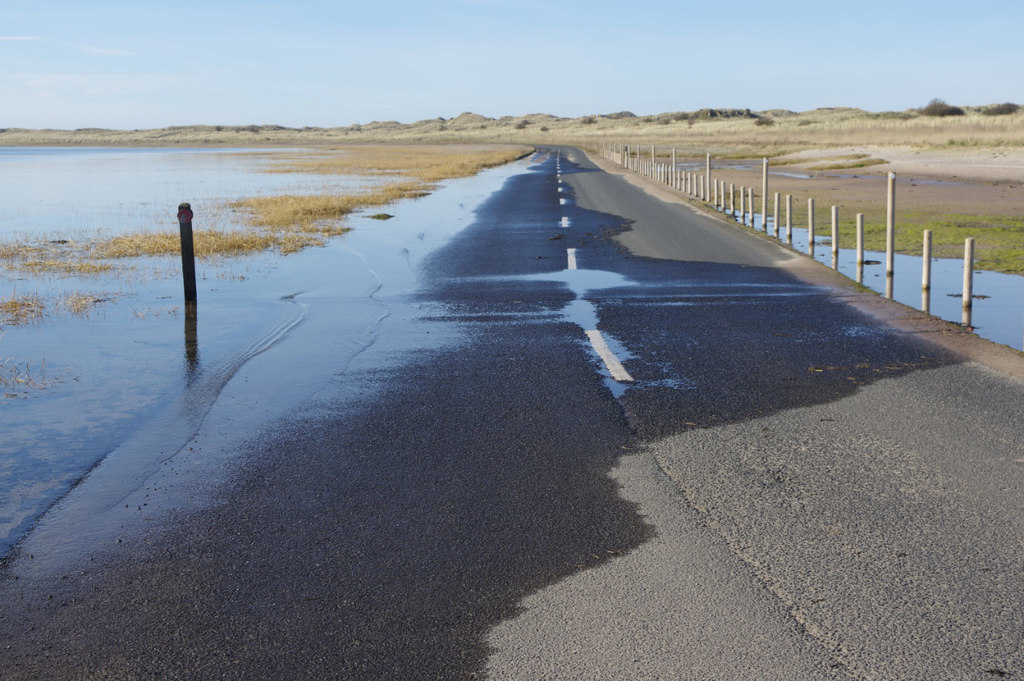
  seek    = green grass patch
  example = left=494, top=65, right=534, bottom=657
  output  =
left=826, top=212, right=1024, bottom=274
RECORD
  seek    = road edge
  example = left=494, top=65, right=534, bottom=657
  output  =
left=577, top=146, right=1024, bottom=384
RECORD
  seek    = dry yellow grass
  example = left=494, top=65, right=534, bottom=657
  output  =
left=0, top=292, right=44, bottom=325
left=558, top=109, right=1024, bottom=156
left=94, top=228, right=328, bottom=258
left=231, top=182, right=426, bottom=230
left=267, top=144, right=532, bottom=181
left=231, top=145, right=531, bottom=233
left=58, top=292, right=101, bottom=316
left=16, top=259, right=114, bottom=274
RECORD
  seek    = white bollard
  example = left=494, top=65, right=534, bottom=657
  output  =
left=831, top=205, right=839, bottom=269
left=786, top=194, right=792, bottom=244
left=761, top=157, right=769, bottom=235
left=807, top=198, right=815, bottom=255
left=962, top=237, right=975, bottom=327
left=773, top=192, right=780, bottom=238
left=885, top=172, right=896, bottom=299
left=705, top=153, right=711, bottom=205
left=747, top=188, right=754, bottom=228
left=922, top=230, right=932, bottom=314
left=856, top=214, right=865, bottom=284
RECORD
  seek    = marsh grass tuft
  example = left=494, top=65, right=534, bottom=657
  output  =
left=231, top=181, right=428, bottom=230
left=0, top=292, right=45, bottom=325
left=18, top=259, right=114, bottom=275
left=57, top=292, right=110, bottom=316
left=266, top=145, right=531, bottom=182
left=227, top=145, right=530, bottom=239
left=0, top=355, right=66, bottom=397
left=94, top=228, right=330, bottom=258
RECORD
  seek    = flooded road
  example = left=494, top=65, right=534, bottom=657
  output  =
left=2, top=148, right=1024, bottom=679
left=0, top=147, right=511, bottom=558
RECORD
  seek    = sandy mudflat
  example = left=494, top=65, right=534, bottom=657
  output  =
left=701, top=145, right=1023, bottom=243
left=778, top=145, right=1024, bottom=183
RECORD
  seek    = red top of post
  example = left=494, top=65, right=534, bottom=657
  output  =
left=177, top=202, right=193, bottom=225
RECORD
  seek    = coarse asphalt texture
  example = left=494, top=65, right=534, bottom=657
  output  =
left=2, top=147, right=1023, bottom=680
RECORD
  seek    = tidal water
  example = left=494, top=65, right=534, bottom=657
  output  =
left=0, top=147, right=376, bottom=239
left=729, top=208, right=1024, bottom=351
left=3, top=147, right=1022, bottom=561
left=0, top=147, right=526, bottom=559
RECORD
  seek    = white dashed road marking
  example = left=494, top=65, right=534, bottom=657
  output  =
left=585, top=330, right=634, bottom=382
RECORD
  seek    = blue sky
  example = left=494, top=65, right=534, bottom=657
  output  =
left=1, top=0, right=1021, bottom=129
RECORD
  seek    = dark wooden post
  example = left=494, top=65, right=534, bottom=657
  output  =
left=177, top=202, right=197, bottom=306
left=185, top=306, right=199, bottom=374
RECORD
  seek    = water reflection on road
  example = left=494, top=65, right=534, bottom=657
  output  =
left=0, top=155, right=528, bottom=562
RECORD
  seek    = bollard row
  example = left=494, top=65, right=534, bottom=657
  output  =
left=600, top=143, right=981, bottom=328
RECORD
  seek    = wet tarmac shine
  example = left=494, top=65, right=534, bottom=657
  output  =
left=0, top=149, right=963, bottom=679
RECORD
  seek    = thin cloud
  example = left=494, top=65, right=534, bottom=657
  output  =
left=75, top=45, right=137, bottom=57
left=9, top=72, right=177, bottom=99
left=0, top=36, right=41, bottom=41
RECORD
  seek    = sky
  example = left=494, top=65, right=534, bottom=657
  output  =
left=1, top=0, right=1022, bottom=129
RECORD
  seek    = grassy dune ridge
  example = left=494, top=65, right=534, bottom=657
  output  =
left=3, top=106, right=1022, bottom=151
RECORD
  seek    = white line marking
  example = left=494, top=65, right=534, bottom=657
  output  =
left=585, top=329, right=634, bottom=382
left=559, top=198, right=567, bottom=205
left=567, top=248, right=577, bottom=270
left=561, top=216, right=570, bottom=228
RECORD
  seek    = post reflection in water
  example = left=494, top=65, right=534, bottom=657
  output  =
left=184, top=303, right=199, bottom=377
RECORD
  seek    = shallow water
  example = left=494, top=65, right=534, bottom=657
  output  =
left=0, top=147, right=526, bottom=559
left=0, top=147, right=369, bottom=238
left=726, top=207, right=1024, bottom=350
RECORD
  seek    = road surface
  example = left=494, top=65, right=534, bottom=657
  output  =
left=2, top=147, right=1023, bottom=680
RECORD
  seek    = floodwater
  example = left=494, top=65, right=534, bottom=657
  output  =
left=725, top=208, right=1024, bottom=351
left=0, top=147, right=375, bottom=239
left=0, top=147, right=527, bottom=559
left=4, top=147, right=1022, bottom=560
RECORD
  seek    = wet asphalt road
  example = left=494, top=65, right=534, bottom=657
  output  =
left=2, top=147, right=1024, bottom=679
